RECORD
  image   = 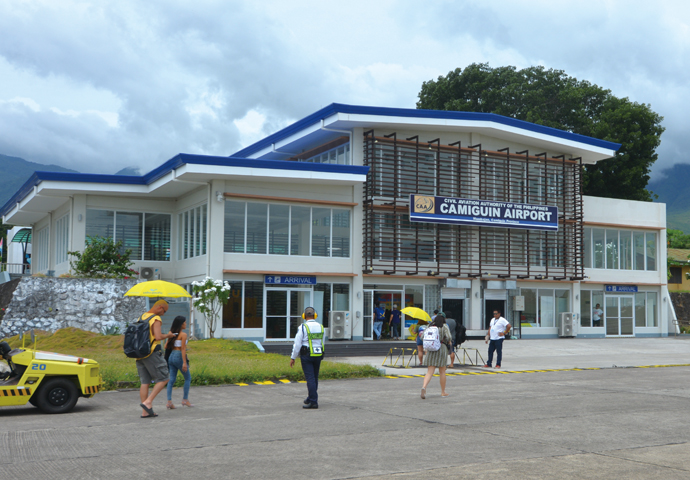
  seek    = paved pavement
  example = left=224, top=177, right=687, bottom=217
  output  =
left=2, top=337, right=690, bottom=479
left=330, top=337, right=690, bottom=375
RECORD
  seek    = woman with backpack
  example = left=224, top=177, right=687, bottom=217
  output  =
left=165, top=316, right=193, bottom=409
left=420, top=313, right=452, bottom=399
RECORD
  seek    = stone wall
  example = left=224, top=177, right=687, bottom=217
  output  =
left=670, top=292, right=690, bottom=326
left=0, top=277, right=146, bottom=337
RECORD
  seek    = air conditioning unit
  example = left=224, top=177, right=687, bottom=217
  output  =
left=140, top=267, right=160, bottom=281
left=328, top=311, right=351, bottom=340
left=558, top=312, right=575, bottom=337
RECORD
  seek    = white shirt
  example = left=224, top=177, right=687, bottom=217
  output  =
left=593, top=308, right=603, bottom=321
left=291, top=320, right=325, bottom=359
left=489, top=317, right=510, bottom=341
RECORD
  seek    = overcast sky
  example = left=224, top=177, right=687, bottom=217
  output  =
left=0, top=0, right=687, bottom=180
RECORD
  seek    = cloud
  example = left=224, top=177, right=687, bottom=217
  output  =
left=0, top=0, right=687, bottom=180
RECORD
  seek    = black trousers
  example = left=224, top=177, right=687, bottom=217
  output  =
left=300, top=354, right=323, bottom=405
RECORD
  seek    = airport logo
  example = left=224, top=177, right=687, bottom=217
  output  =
left=413, top=195, right=435, bottom=213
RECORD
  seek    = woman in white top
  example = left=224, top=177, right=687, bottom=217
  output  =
left=165, top=316, right=193, bottom=408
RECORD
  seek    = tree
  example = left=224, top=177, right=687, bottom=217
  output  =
left=417, top=63, right=665, bottom=201
left=0, top=220, right=11, bottom=264
left=68, top=236, right=138, bottom=278
left=191, top=277, right=231, bottom=339
left=668, top=229, right=690, bottom=249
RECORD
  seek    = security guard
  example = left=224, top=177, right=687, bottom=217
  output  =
left=289, top=307, right=325, bottom=409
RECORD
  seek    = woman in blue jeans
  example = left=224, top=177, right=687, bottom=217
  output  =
left=165, top=316, right=193, bottom=408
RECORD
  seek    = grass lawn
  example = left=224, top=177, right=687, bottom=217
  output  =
left=5, top=328, right=381, bottom=390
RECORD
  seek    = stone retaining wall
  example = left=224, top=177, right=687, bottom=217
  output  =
left=0, top=277, right=146, bottom=337
left=670, top=292, right=690, bottom=326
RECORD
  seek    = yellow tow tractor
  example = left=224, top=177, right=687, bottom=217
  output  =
left=0, top=330, right=102, bottom=414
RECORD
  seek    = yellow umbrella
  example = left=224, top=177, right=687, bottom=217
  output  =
left=400, top=307, right=431, bottom=323
left=124, top=280, right=192, bottom=298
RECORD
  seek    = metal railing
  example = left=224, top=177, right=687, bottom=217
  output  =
left=0, top=263, right=31, bottom=275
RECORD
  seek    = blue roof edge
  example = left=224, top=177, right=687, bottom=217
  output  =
left=232, top=103, right=622, bottom=158
left=0, top=154, right=369, bottom=218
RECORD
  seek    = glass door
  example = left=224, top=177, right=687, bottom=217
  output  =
left=374, top=291, right=403, bottom=339
left=265, top=288, right=312, bottom=340
left=605, top=295, right=634, bottom=337
left=363, top=290, right=374, bottom=340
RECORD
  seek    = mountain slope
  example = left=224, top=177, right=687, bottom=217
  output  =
left=648, top=164, right=690, bottom=233
left=0, top=154, right=79, bottom=209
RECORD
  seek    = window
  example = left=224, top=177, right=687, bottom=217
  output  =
left=669, top=267, right=683, bottom=284
left=521, top=288, right=570, bottom=328
left=224, top=201, right=351, bottom=258
left=313, top=283, right=351, bottom=328
left=55, top=214, right=70, bottom=265
left=87, top=209, right=172, bottom=261
left=580, top=290, right=591, bottom=327
left=35, top=226, right=49, bottom=272
left=221, top=281, right=264, bottom=329
left=583, top=228, right=657, bottom=272
left=178, top=204, right=207, bottom=260
left=302, top=143, right=350, bottom=165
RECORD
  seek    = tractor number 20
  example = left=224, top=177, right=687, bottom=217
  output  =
left=31, top=364, right=47, bottom=370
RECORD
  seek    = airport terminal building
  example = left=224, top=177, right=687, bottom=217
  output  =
left=1, top=104, right=671, bottom=340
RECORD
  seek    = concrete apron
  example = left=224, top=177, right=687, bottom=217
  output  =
left=328, top=337, right=690, bottom=376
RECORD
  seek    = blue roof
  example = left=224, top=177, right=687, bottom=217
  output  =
left=232, top=103, right=622, bottom=158
left=0, top=154, right=369, bottom=218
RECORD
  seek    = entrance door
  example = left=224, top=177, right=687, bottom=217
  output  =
left=265, top=288, right=312, bottom=340
left=485, top=300, right=506, bottom=329
left=442, top=299, right=464, bottom=326
left=605, top=295, right=634, bottom=337
left=374, top=291, right=403, bottom=339
left=363, top=290, right=374, bottom=340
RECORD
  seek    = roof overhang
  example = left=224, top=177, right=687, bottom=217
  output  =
left=233, top=104, right=620, bottom=165
left=1, top=154, right=369, bottom=225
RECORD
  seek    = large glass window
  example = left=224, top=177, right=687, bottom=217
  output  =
left=312, top=207, right=331, bottom=257
left=224, top=201, right=350, bottom=258
left=35, top=226, right=50, bottom=272
left=584, top=227, right=656, bottom=272
left=556, top=289, right=570, bottom=323
left=246, top=203, right=268, bottom=254
left=646, top=292, right=658, bottom=327
left=635, top=292, right=646, bottom=327
left=539, top=289, right=555, bottom=328
left=619, top=231, right=632, bottom=270
left=634, top=231, right=645, bottom=270
left=88, top=209, right=171, bottom=261
left=290, top=206, right=310, bottom=256
left=605, top=229, right=618, bottom=270
left=221, top=281, right=264, bottom=329
left=55, top=214, right=70, bottom=265
left=269, top=205, right=290, bottom=255
left=177, top=204, right=207, bottom=260
left=224, top=201, right=245, bottom=253
left=646, top=233, right=656, bottom=271
left=522, top=288, right=537, bottom=325
left=144, top=213, right=171, bottom=261
left=583, top=227, right=592, bottom=269
left=593, top=228, right=605, bottom=269
left=314, top=283, right=350, bottom=328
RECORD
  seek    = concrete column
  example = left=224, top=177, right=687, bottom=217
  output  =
left=351, top=127, right=364, bottom=340
left=470, top=278, right=482, bottom=331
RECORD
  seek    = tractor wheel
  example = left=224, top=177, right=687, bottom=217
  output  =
left=35, top=377, right=79, bottom=414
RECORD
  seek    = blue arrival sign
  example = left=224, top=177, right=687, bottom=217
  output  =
left=264, top=275, right=316, bottom=285
left=605, top=285, right=638, bottom=293
left=409, top=194, right=558, bottom=231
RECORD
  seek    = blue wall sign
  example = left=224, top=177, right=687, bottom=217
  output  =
left=409, top=194, right=559, bottom=231
left=265, top=275, right=316, bottom=285
left=605, top=285, right=638, bottom=293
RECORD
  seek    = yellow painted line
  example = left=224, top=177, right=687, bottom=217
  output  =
left=262, top=381, right=275, bottom=385
left=235, top=383, right=248, bottom=386
left=398, top=375, right=414, bottom=378
left=298, top=381, right=306, bottom=383
left=385, top=376, right=399, bottom=379
left=279, top=379, right=291, bottom=383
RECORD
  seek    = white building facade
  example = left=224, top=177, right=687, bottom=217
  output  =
left=1, top=104, right=671, bottom=340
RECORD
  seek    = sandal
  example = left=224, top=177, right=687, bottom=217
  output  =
left=421, top=388, right=426, bottom=400
left=166, top=401, right=176, bottom=410
left=181, top=400, right=194, bottom=407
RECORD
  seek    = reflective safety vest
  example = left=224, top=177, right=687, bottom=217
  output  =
left=304, top=321, right=324, bottom=356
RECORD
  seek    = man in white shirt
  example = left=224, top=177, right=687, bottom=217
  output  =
left=289, top=307, right=325, bottom=409
left=593, top=304, right=603, bottom=327
left=484, top=310, right=511, bottom=369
